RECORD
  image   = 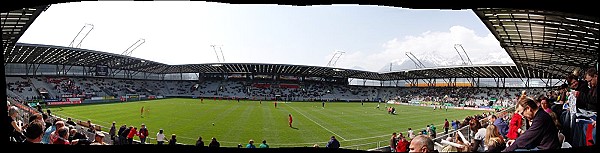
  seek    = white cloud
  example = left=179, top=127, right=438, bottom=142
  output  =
left=336, top=25, right=513, bottom=71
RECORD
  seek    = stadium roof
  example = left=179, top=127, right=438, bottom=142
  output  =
left=3, top=6, right=597, bottom=81
left=1, top=5, right=50, bottom=48
left=474, top=8, right=599, bottom=79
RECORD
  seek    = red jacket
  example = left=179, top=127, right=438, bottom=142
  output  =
left=127, top=128, right=138, bottom=139
left=395, top=139, right=409, bottom=152
left=507, top=113, right=522, bottom=140
left=138, top=128, right=149, bottom=138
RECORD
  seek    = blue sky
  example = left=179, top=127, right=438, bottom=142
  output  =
left=18, top=1, right=512, bottom=72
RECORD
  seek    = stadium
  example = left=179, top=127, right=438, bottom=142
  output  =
left=4, top=2, right=597, bottom=153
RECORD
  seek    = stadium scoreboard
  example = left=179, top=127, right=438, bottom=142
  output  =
left=96, top=65, right=109, bottom=76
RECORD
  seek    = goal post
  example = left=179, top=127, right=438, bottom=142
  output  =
left=126, top=94, right=140, bottom=101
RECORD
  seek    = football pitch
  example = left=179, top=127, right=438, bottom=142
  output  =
left=49, top=98, right=488, bottom=150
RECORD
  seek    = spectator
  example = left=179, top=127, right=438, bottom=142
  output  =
left=22, top=121, right=44, bottom=144
left=65, top=117, right=76, bottom=127
left=396, top=135, right=410, bottom=153
left=91, top=132, right=108, bottom=145
left=195, top=136, right=204, bottom=148
left=118, top=124, right=128, bottom=145
left=47, top=120, right=65, bottom=144
left=503, top=97, right=560, bottom=151
left=408, top=128, right=415, bottom=139
left=390, top=133, right=398, bottom=152
left=538, top=96, right=552, bottom=114
left=156, top=129, right=166, bottom=145
left=109, top=121, right=117, bottom=144
left=246, top=139, right=256, bottom=148
left=490, top=115, right=508, bottom=138
left=584, top=68, right=597, bottom=111
left=484, top=125, right=505, bottom=152
left=326, top=136, right=340, bottom=149
left=8, top=106, right=24, bottom=143
left=53, top=126, right=74, bottom=145
left=430, top=124, right=437, bottom=138
left=209, top=137, right=220, bottom=148
left=444, top=119, right=450, bottom=134
left=408, top=135, right=435, bottom=153
left=168, top=134, right=177, bottom=145
left=259, top=140, right=269, bottom=148
left=470, top=119, right=486, bottom=152
left=139, top=124, right=149, bottom=144
left=69, top=128, right=90, bottom=145
left=127, top=126, right=137, bottom=145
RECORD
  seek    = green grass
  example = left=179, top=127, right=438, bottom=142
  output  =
left=49, top=98, right=487, bottom=150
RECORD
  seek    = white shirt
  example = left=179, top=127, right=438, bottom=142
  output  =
left=408, top=130, right=415, bottom=138
left=156, top=133, right=166, bottom=141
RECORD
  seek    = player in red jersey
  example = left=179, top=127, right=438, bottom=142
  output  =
left=288, top=114, right=293, bottom=127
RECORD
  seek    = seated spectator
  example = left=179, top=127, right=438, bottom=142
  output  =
left=195, top=136, right=204, bottom=147
left=168, top=134, right=177, bottom=145
left=408, top=135, right=435, bottom=153
left=66, top=117, right=76, bottom=127
left=484, top=125, right=505, bottom=152
left=503, top=97, right=560, bottom=151
left=259, top=140, right=269, bottom=148
left=22, top=121, right=45, bottom=144
left=53, top=127, right=75, bottom=145
left=209, top=137, right=220, bottom=148
left=91, top=132, right=108, bottom=145
left=246, top=139, right=256, bottom=148
left=326, top=136, right=340, bottom=148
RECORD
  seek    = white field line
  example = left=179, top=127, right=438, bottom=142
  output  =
left=288, top=105, right=347, bottom=141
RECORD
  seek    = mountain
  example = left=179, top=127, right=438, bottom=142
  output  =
left=378, top=52, right=513, bottom=72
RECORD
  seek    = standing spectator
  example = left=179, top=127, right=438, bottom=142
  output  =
left=503, top=97, right=560, bottom=151
left=451, top=120, right=458, bottom=132
left=209, top=137, right=220, bottom=148
left=444, top=119, right=450, bottom=134
left=259, top=140, right=269, bottom=148
left=117, top=124, right=127, bottom=145
left=408, top=135, right=434, bottom=153
left=390, top=133, right=398, bottom=152
left=430, top=124, right=437, bottom=138
left=454, top=120, right=461, bottom=130
left=168, top=134, right=177, bottom=145
left=196, top=136, right=204, bottom=147
left=484, top=124, right=505, bottom=152
left=127, top=126, right=137, bottom=145
left=109, top=121, right=117, bottom=145
left=326, top=136, right=340, bottom=149
left=22, top=120, right=44, bottom=144
left=396, top=135, right=410, bottom=153
left=65, top=117, right=76, bottom=127
left=156, top=129, right=166, bottom=145
left=8, top=106, right=24, bottom=143
left=138, top=124, right=149, bottom=144
left=246, top=139, right=256, bottom=148
left=407, top=128, right=415, bottom=139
